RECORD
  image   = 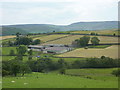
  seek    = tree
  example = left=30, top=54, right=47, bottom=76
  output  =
left=20, top=63, right=31, bottom=76
left=15, top=37, right=33, bottom=45
left=16, top=45, right=27, bottom=56
left=112, top=69, right=120, bottom=77
left=8, top=41, right=14, bottom=46
left=59, top=68, right=66, bottom=74
left=11, top=60, right=21, bottom=76
left=16, top=45, right=27, bottom=60
left=58, top=59, right=66, bottom=69
left=32, top=39, right=41, bottom=45
left=91, top=37, right=100, bottom=45
left=90, top=32, right=96, bottom=35
left=28, top=50, right=33, bottom=60
left=9, top=50, right=15, bottom=56
left=16, top=32, right=21, bottom=38
left=79, top=36, right=90, bottom=47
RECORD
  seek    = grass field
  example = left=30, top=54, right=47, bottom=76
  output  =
left=65, top=68, right=118, bottom=81
left=70, top=29, right=120, bottom=35
left=0, top=35, right=16, bottom=40
left=34, top=34, right=68, bottom=43
left=42, top=35, right=119, bottom=45
left=57, top=45, right=119, bottom=59
left=2, top=69, right=118, bottom=88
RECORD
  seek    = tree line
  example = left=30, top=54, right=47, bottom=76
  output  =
left=2, top=32, right=41, bottom=47
left=2, top=55, right=120, bottom=77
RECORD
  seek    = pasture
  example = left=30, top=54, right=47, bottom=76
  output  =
left=2, top=70, right=118, bottom=88
left=43, top=35, right=119, bottom=45
left=65, top=68, right=118, bottom=81
left=57, top=45, right=119, bottom=59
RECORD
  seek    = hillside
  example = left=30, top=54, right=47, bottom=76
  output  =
left=1, top=26, right=28, bottom=36
left=1, top=21, right=118, bottom=35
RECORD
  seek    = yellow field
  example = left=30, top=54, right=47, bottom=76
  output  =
left=0, top=36, right=16, bottom=40
left=71, top=29, right=120, bottom=35
left=42, top=35, right=119, bottom=45
left=34, top=34, right=68, bottom=42
left=57, top=45, right=119, bottom=59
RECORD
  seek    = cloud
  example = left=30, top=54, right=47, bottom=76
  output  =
left=0, top=0, right=119, bottom=25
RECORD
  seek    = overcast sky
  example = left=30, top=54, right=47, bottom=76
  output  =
left=0, top=0, right=119, bottom=25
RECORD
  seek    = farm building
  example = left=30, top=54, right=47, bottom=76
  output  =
left=28, top=44, right=72, bottom=54
left=43, top=47, right=71, bottom=54
left=28, top=45, right=45, bottom=51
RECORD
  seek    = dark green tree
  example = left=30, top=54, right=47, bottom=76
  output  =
left=28, top=50, right=33, bottom=60
left=11, top=60, right=21, bottom=76
left=16, top=45, right=27, bottom=60
left=15, top=37, right=32, bottom=45
left=91, top=37, right=100, bottom=45
left=32, top=39, right=41, bottom=45
left=16, top=45, right=27, bottom=56
left=79, top=36, right=90, bottom=47
left=112, top=69, right=120, bottom=77
left=9, top=50, right=15, bottom=56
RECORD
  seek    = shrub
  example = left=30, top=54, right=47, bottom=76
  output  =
left=112, top=69, right=120, bottom=77
left=59, top=68, right=66, bottom=74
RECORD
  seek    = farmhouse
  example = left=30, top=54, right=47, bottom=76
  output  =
left=28, top=44, right=72, bottom=54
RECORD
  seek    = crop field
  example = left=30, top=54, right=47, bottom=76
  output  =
left=42, top=35, right=119, bottom=45
left=70, top=29, right=120, bottom=35
left=57, top=45, right=119, bottom=59
left=0, top=35, right=16, bottom=40
left=33, top=34, right=68, bottom=43
left=2, top=71, right=118, bottom=88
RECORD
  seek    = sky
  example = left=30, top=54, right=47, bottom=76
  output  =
left=0, top=0, right=119, bottom=25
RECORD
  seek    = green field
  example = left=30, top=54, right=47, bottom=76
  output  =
left=65, top=68, right=118, bottom=81
left=2, top=69, right=118, bottom=88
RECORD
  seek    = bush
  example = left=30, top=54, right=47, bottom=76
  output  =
left=59, top=68, right=66, bottom=74
left=112, top=69, right=120, bottom=77
left=2, top=70, right=10, bottom=76
left=9, top=50, right=15, bottom=56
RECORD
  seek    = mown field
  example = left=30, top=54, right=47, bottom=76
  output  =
left=34, top=34, right=68, bottom=43
left=42, top=35, right=119, bottom=45
left=0, top=35, right=16, bottom=40
left=3, top=68, right=118, bottom=88
left=70, top=29, right=120, bottom=35
left=57, top=45, right=119, bottom=59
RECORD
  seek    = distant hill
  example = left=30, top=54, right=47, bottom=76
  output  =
left=1, top=27, right=27, bottom=36
left=1, top=21, right=118, bottom=35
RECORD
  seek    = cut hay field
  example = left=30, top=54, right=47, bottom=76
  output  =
left=57, top=45, right=119, bottom=59
left=43, top=35, right=119, bottom=45
left=70, top=29, right=120, bottom=35
left=2, top=70, right=118, bottom=88
left=33, top=34, right=68, bottom=43
left=0, top=35, right=16, bottom=40
left=42, top=35, right=84, bottom=45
